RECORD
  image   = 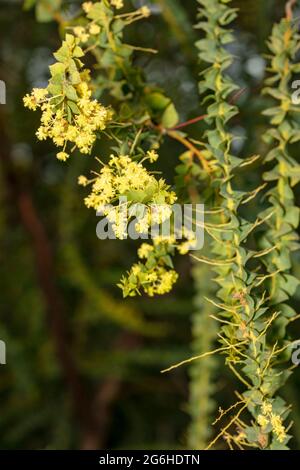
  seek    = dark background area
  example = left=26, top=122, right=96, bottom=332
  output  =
left=1, top=0, right=300, bottom=450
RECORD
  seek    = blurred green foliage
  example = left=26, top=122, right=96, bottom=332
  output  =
left=0, top=0, right=300, bottom=450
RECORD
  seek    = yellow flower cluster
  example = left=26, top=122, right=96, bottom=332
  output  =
left=23, top=34, right=112, bottom=160
left=120, top=252, right=178, bottom=298
left=78, top=150, right=197, bottom=296
left=270, top=415, right=286, bottom=444
left=257, top=402, right=287, bottom=444
left=80, top=154, right=177, bottom=238
left=140, top=266, right=178, bottom=297
left=23, top=88, right=48, bottom=110
left=24, top=82, right=111, bottom=160
left=73, top=24, right=101, bottom=43
left=262, top=401, right=272, bottom=415
left=120, top=237, right=197, bottom=297
left=257, top=414, right=269, bottom=428
left=138, top=243, right=154, bottom=259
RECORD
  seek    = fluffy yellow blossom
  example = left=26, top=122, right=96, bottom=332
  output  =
left=257, top=414, right=269, bottom=428
left=138, top=243, right=154, bottom=259
left=120, top=264, right=178, bottom=298
left=261, top=401, right=273, bottom=416
left=73, top=26, right=89, bottom=42
left=23, top=35, right=112, bottom=160
left=110, top=0, right=124, bottom=9
left=82, top=153, right=176, bottom=239
left=132, top=265, right=142, bottom=276
left=140, top=6, right=151, bottom=17
left=146, top=272, right=158, bottom=283
left=56, top=151, right=69, bottom=162
left=78, top=175, right=88, bottom=186
left=177, top=228, right=197, bottom=255
left=118, top=237, right=179, bottom=297
left=155, top=270, right=178, bottom=295
left=23, top=95, right=37, bottom=111
left=259, top=402, right=287, bottom=444
left=270, top=414, right=287, bottom=443
left=153, top=235, right=176, bottom=246
left=26, top=86, right=111, bottom=157
left=147, top=149, right=159, bottom=163
left=167, top=192, right=177, bottom=205
left=82, top=1, right=93, bottom=13
left=135, top=216, right=150, bottom=234
left=36, top=127, right=48, bottom=140
left=150, top=204, right=172, bottom=225
left=23, top=88, right=48, bottom=111
left=89, top=24, right=101, bottom=35
left=178, top=241, right=192, bottom=255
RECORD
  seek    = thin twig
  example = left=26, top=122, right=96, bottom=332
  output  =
left=205, top=403, right=248, bottom=450
left=161, top=342, right=247, bottom=374
left=286, top=0, right=297, bottom=20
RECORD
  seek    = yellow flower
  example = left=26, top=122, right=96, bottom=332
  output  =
left=78, top=175, right=88, bottom=186
left=23, top=34, right=112, bottom=159
left=82, top=154, right=176, bottom=244
left=146, top=272, right=158, bottom=283
left=23, top=94, right=37, bottom=110
left=262, top=402, right=272, bottom=416
left=132, top=265, right=141, bottom=276
left=153, top=235, right=176, bottom=245
left=138, top=243, right=154, bottom=259
left=140, top=6, right=151, bottom=17
left=73, top=26, right=89, bottom=43
left=36, top=126, right=48, bottom=141
left=32, top=88, right=48, bottom=101
left=82, top=2, right=93, bottom=13
left=135, top=216, right=149, bottom=234
left=257, top=414, right=269, bottom=428
left=89, top=24, right=101, bottom=35
left=56, top=151, right=69, bottom=162
left=24, top=89, right=47, bottom=110
left=110, top=0, right=124, bottom=9
left=177, top=242, right=190, bottom=255
left=270, top=414, right=287, bottom=443
left=147, top=149, right=159, bottom=163
left=168, top=192, right=177, bottom=204
left=156, top=270, right=178, bottom=295
left=151, top=204, right=172, bottom=224
left=112, top=222, right=127, bottom=240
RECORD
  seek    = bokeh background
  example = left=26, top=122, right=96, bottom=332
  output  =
left=1, top=0, right=300, bottom=450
